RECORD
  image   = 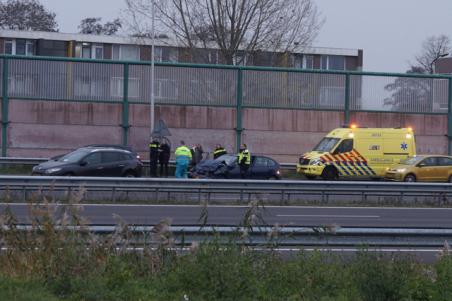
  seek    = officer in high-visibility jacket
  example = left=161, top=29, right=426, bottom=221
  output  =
left=149, top=139, right=160, bottom=177
left=237, top=143, right=251, bottom=179
left=175, top=140, right=192, bottom=178
left=213, top=144, right=227, bottom=159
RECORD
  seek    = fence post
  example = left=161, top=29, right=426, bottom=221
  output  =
left=448, top=77, right=452, bottom=155
left=344, top=73, right=350, bottom=126
left=235, top=68, right=243, bottom=152
left=1, top=58, right=8, bottom=157
left=122, top=63, right=130, bottom=146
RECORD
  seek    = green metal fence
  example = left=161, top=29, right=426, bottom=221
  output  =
left=1, top=54, right=452, bottom=156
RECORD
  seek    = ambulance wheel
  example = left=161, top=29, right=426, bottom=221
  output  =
left=322, top=167, right=338, bottom=181
left=305, top=175, right=317, bottom=180
left=404, top=174, right=416, bottom=182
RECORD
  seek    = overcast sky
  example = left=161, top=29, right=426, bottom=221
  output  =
left=40, top=0, right=452, bottom=73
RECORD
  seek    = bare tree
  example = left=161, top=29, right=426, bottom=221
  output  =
left=384, top=35, right=451, bottom=112
left=78, top=17, right=122, bottom=35
left=0, top=0, right=58, bottom=31
left=123, top=0, right=323, bottom=65
left=384, top=66, right=433, bottom=112
left=413, top=35, right=451, bottom=74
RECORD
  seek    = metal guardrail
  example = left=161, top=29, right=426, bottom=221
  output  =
left=7, top=224, right=452, bottom=248
left=0, top=176, right=451, bottom=203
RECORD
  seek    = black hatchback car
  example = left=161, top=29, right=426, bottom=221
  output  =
left=190, top=154, right=281, bottom=179
left=32, top=146, right=143, bottom=177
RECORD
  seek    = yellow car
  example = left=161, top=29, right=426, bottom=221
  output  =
left=385, top=155, right=452, bottom=182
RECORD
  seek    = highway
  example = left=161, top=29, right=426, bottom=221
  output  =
left=2, top=203, right=452, bottom=228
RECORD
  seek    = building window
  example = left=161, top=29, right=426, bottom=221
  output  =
left=4, top=39, right=35, bottom=56
left=320, top=86, right=345, bottom=108
left=26, top=41, right=34, bottom=56
left=233, top=52, right=247, bottom=66
left=8, top=74, right=36, bottom=95
left=111, top=77, right=139, bottom=98
left=320, top=55, right=345, bottom=70
left=93, top=44, right=103, bottom=59
left=112, top=44, right=140, bottom=61
left=303, top=55, right=314, bottom=69
left=155, top=79, right=178, bottom=99
left=74, top=76, right=103, bottom=97
left=75, top=43, right=104, bottom=59
left=292, top=54, right=303, bottom=68
left=154, top=47, right=163, bottom=62
left=16, top=39, right=26, bottom=55
left=81, top=43, right=91, bottom=58
left=4, top=39, right=13, bottom=54
left=207, top=50, right=219, bottom=64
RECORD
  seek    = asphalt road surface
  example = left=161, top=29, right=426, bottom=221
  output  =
left=1, top=203, right=452, bottom=228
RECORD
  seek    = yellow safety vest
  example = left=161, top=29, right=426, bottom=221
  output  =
left=175, top=146, right=192, bottom=158
left=238, top=149, right=251, bottom=165
left=149, top=143, right=159, bottom=149
left=214, top=148, right=226, bottom=156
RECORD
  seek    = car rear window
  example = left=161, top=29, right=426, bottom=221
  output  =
left=437, top=157, right=452, bottom=166
left=119, top=153, right=132, bottom=161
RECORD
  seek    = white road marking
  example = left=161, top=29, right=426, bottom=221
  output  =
left=277, top=214, right=380, bottom=218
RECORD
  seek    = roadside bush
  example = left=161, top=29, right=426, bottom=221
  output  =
left=351, top=251, right=433, bottom=301
left=0, top=275, right=58, bottom=301
left=433, top=254, right=452, bottom=301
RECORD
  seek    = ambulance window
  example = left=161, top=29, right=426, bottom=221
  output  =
left=335, top=139, right=353, bottom=154
left=313, top=138, right=339, bottom=152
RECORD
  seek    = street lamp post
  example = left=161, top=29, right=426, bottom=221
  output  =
left=150, top=0, right=155, bottom=137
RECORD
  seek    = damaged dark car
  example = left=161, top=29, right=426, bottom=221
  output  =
left=189, top=154, right=281, bottom=180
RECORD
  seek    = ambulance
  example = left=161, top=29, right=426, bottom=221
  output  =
left=297, top=126, right=416, bottom=180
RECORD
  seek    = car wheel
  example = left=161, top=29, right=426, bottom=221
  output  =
left=269, top=176, right=279, bottom=180
left=63, top=172, right=74, bottom=176
left=123, top=171, right=136, bottom=178
left=321, top=166, right=338, bottom=181
left=305, top=175, right=317, bottom=180
left=404, top=174, right=416, bottom=182
left=448, top=175, right=452, bottom=183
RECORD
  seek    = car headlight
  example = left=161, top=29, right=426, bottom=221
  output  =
left=310, top=158, right=322, bottom=166
left=45, top=167, right=62, bottom=174
left=396, top=168, right=406, bottom=173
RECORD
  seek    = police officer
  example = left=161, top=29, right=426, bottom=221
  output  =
left=159, top=142, right=171, bottom=177
left=213, top=144, right=227, bottom=159
left=237, top=143, right=251, bottom=179
left=149, top=139, right=160, bottom=177
left=175, top=140, right=192, bottom=178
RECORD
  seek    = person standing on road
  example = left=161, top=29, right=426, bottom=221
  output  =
left=237, top=143, right=251, bottom=179
left=149, top=139, right=160, bottom=177
left=213, top=144, right=227, bottom=159
left=159, top=142, right=171, bottom=177
left=193, top=143, right=204, bottom=165
left=189, top=143, right=204, bottom=170
left=175, top=140, right=192, bottom=178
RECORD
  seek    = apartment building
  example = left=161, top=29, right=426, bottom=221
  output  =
left=0, top=29, right=363, bottom=70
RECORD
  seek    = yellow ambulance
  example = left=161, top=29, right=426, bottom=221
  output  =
left=297, top=126, right=416, bottom=180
